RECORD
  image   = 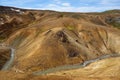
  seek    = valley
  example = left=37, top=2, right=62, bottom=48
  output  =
left=0, top=6, right=120, bottom=80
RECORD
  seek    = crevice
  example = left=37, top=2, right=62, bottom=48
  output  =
left=96, top=28, right=112, bottom=53
left=68, top=49, right=79, bottom=58
left=44, top=29, right=52, bottom=35
left=56, top=31, right=69, bottom=43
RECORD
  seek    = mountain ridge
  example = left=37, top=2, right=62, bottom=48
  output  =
left=0, top=6, right=120, bottom=80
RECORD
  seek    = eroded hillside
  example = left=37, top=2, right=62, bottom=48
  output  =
left=0, top=6, right=120, bottom=80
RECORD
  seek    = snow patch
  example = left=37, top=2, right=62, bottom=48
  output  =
left=0, top=18, right=3, bottom=21
left=0, top=22, right=4, bottom=24
left=0, top=18, right=4, bottom=25
left=10, top=8, right=24, bottom=14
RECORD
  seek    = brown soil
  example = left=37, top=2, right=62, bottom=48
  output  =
left=0, top=6, right=120, bottom=80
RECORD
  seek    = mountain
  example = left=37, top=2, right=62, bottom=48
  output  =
left=0, top=6, right=120, bottom=80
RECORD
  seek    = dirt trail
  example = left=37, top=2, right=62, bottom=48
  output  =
left=33, top=53, right=120, bottom=75
left=1, top=47, right=15, bottom=70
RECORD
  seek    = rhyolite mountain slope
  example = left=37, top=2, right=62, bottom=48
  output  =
left=0, top=6, right=120, bottom=80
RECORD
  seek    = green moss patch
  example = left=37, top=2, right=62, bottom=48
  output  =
left=67, top=26, right=75, bottom=31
